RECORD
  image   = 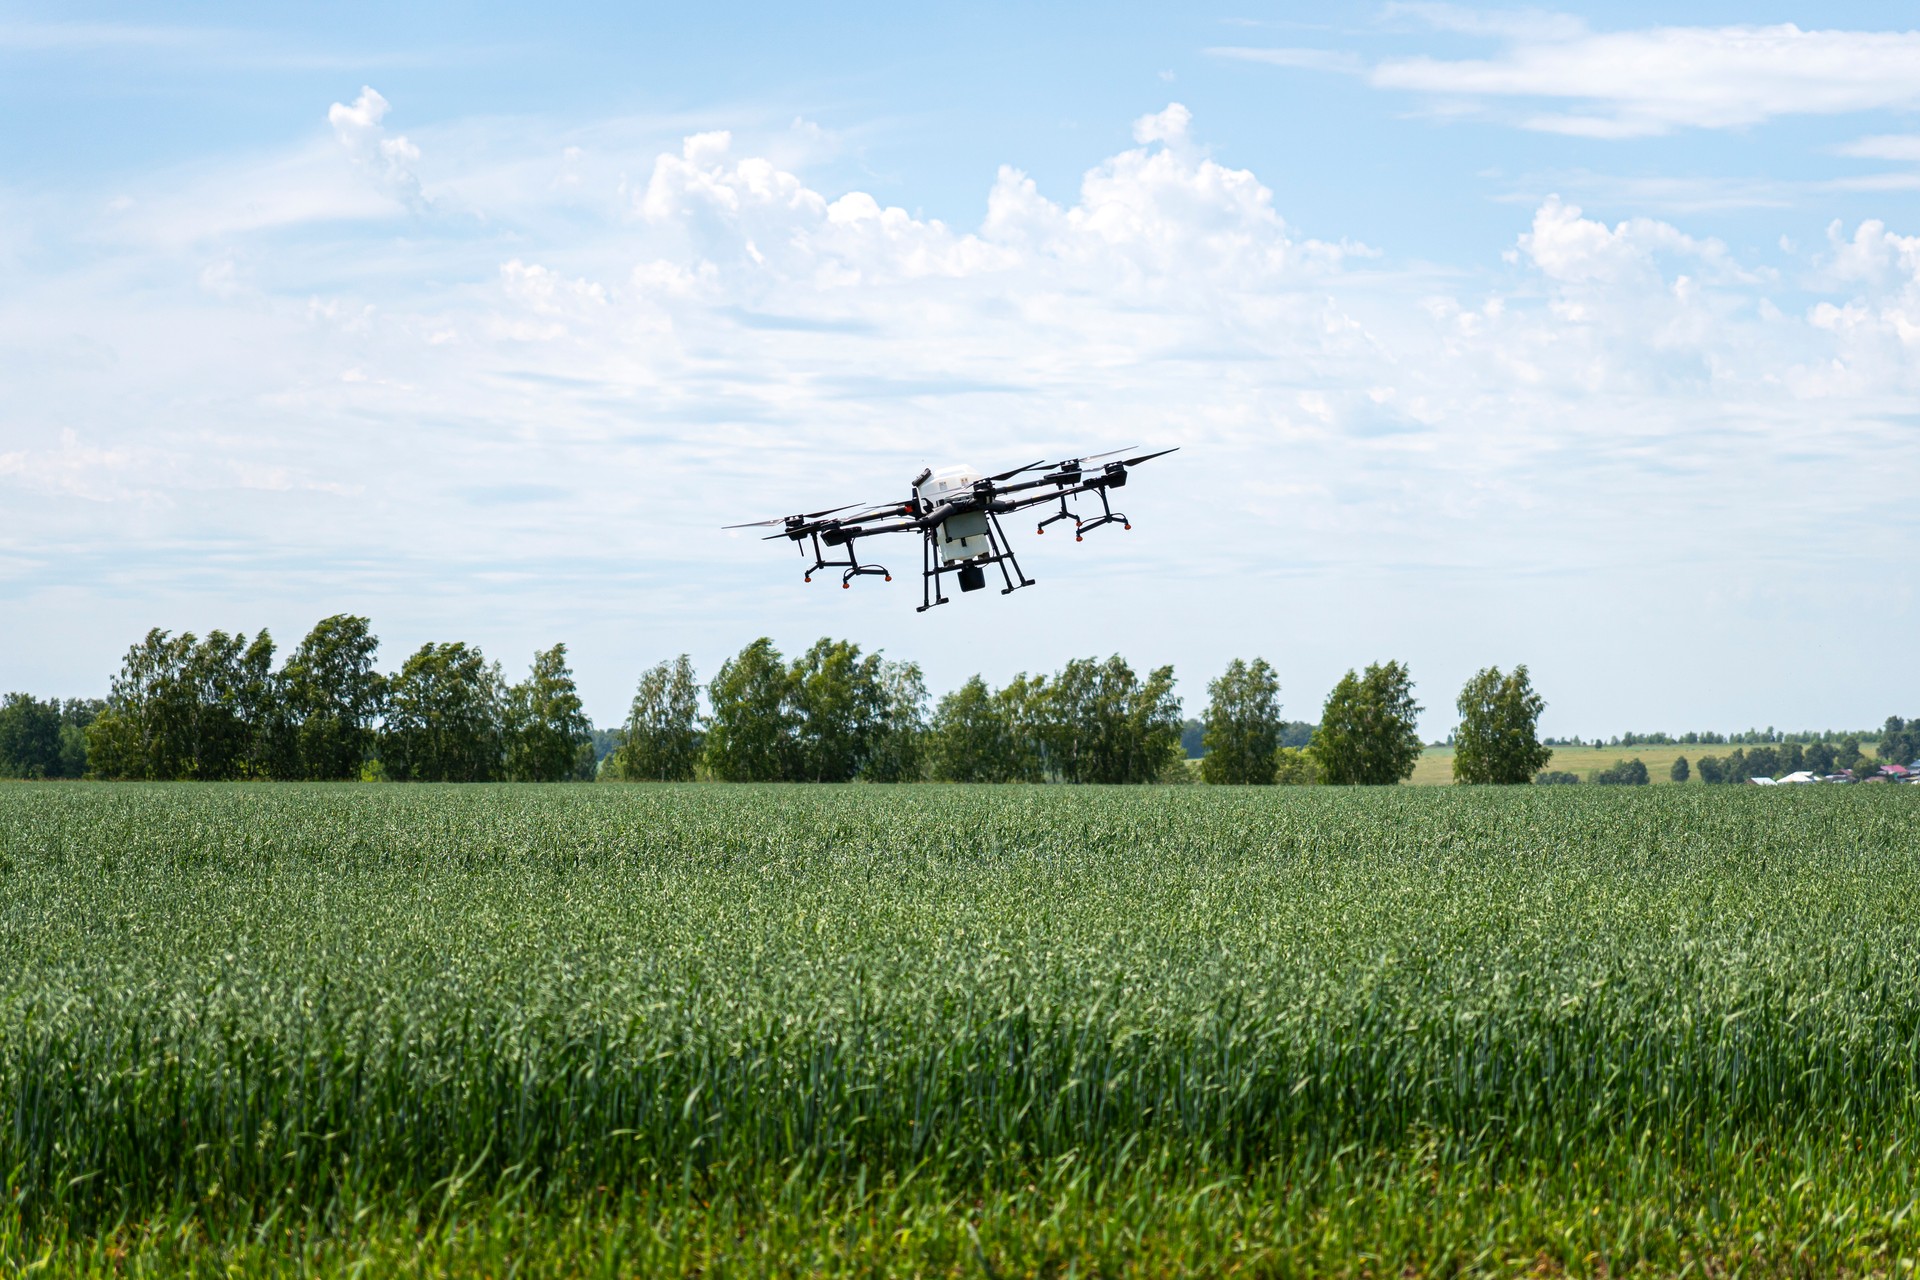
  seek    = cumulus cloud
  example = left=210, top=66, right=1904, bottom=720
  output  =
left=328, top=86, right=424, bottom=207
left=1516, top=196, right=1750, bottom=285
left=7, top=98, right=1920, bottom=730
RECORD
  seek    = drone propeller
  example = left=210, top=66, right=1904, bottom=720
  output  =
left=722, top=502, right=865, bottom=530
left=848, top=499, right=917, bottom=519
left=986, top=458, right=1049, bottom=482
left=1110, top=447, right=1179, bottom=467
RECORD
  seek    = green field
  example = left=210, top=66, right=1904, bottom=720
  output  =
left=4, top=783, right=1920, bottom=1276
left=1409, top=743, right=1717, bottom=784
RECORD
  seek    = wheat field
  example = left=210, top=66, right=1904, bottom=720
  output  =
left=3, top=782, right=1918, bottom=1275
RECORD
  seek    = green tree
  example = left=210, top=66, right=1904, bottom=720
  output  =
left=57, top=699, right=103, bottom=778
left=1881, top=716, right=1920, bottom=767
left=504, top=643, right=593, bottom=782
left=1311, top=661, right=1423, bottom=786
left=788, top=639, right=888, bottom=782
left=1273, top=745, right=1319, bottom=785
left=1805, top=741, right=1836, bottom=774
left=928, top=674, right=1049, bottom=783
left=381, top=642, right=505, bottom=782
left=180, top=630, right=254, bottom=780
left=863, top=661, right=929, bottom=782
left=0, top=694, right=63, bottom=778
left=235, top=631, right=291, bottom=779
left=1670, top=754, right=1690, bottom=783
left=281, top=616, right=384, bottom=780
left=1041, top=656, right=1182, bottom=785
left=86, top=629, right=197, bottom=780
left=994, top=675, right=1052, bottom=782
left=929, top=676, right=1005, bottom=782
left=704, top=638, right=796, bottom=782
left=1451, top=664, right=1552, bottom=785
left=1199, top=658, right=1284, bottom=785
left=612, top=655, right=702, bottom=782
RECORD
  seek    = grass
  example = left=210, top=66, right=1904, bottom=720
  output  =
left=3, top=782, right=1919, bottom=1275
left=1411, top=742, right=1724, bottom=784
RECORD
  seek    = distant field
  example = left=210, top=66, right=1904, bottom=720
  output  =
left=5, top=782, right=1920, bottom=1275
left=1413, top=742, right=1725, bottom=784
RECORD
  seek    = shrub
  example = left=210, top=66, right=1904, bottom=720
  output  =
left=1592, top=758, right=1650, bottom=786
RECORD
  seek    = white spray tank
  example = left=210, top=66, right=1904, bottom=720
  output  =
left=914, top=465, right=990, bottom=563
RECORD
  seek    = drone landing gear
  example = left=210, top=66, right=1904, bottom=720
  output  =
left=1073, top=486, right=1130, bottom=539
left=1035, top=500, right=1080, bottom=535
left=916, top=511, right=1035, bottom=611
left=800, top=530, right=890, bottom=587
left=986, top=510, right=1035, bottom=594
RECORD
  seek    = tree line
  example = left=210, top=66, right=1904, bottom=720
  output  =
left=2, top=617, right=1496, bottom=785
left=1693, top=726, right=1916, bottom=783
left=20, top=615, right=1900, bottom=787
left=1548, top=728, right=1883, bottom=749
left=0, top=617, right=592, bottom=782
left=1532, top=720, right=1918, bottom=786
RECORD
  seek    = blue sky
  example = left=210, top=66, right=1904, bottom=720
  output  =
left=4, top=2, right=1918, bottom=736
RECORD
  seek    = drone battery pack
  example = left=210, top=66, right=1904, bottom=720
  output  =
left=936, top=511, right=989, bottom=562
left=916, top=464, right=992, bottom=563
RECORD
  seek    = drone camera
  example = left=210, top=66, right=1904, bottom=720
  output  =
left=957, top=563, right=987, bottom=593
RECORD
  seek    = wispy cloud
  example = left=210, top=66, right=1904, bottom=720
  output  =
left=1214, top=14, right=1920, bottom=138
left=1837, top=134, right=1920, bottom=163
left=1204, top=46, right=1365, bottom=74
left=0, top=21, right=216, bottom=50
left=0, top=19, right=462, bottom=70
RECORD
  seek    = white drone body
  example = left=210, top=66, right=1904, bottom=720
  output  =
left=916, top=465, right=990, bottom=563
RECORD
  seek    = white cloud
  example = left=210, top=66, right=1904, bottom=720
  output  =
left=1516, top=196, right=1750, bottom=285
left=1217, top=16, right=1920, bottom=139
left=5, top=99, right=1920, bottom=729
left=1204, top=46, right=1366, bottom=74
left=1837, top=134, right=1920, bottom=162
left=328, top=86, right=425, bottom=208
left=0, top=429, right=138, bottom=501
left=1371, top=22, right=1920, bottom=137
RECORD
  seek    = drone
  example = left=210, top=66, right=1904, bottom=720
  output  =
left=724, top=447, right=1177, bottom=612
